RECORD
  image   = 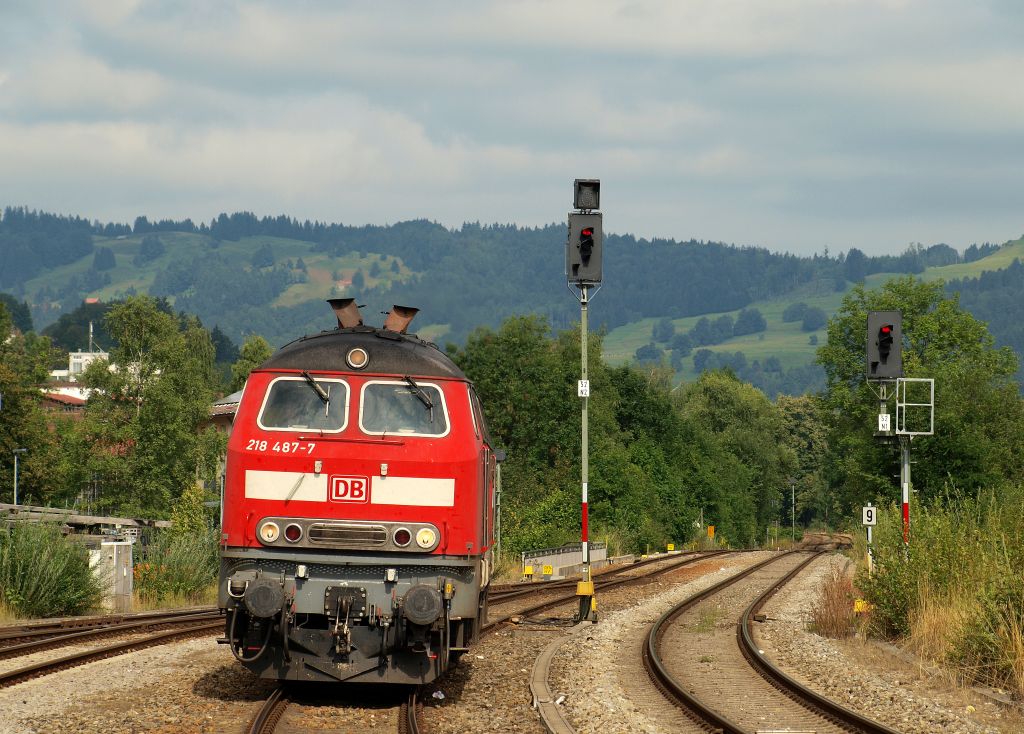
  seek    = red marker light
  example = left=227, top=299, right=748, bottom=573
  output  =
left=582, top=228, right=593, bottom=236
left=881, top=326, right=891, bottom=334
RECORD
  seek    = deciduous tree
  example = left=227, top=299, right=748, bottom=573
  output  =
left=817, top=277, right=1024, bottom=515
left=74, top=296, right=222, bottom=515
left=230, top=335, right=273, bottom=392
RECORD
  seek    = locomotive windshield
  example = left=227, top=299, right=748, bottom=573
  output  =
left=360, top=380, right=449, bottom=436
left=258, top=376, right=349, bottom=432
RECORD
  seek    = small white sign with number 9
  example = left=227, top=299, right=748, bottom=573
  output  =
left=862, top=506, right=877, bottom=526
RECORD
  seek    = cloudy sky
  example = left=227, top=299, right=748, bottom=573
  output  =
left=2, top=1, right=1023, bottom=256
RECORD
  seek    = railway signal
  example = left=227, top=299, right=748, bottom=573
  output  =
left=864, top=311, right=935, bottom=551
left=567, top=212, right=603, bottom=284
left=866, top=310, right=902, bottom=379
left=566, top=178, right=603, bottom=622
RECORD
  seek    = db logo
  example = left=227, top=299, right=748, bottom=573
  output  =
left=329, top=475, right=370, bottom=503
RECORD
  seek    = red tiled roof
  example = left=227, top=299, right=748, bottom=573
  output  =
left=43, top=392, right=87, bottom=406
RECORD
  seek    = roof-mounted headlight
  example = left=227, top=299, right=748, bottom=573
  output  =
left=346, top=347, right=369, bottom=370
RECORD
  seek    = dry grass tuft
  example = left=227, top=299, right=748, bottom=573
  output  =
left=996, top=605, right=1024, bottom=699
left=0, top=601, right=18, bottom=624
left=490, top=553, right=524, bottom=583
left=908, top=584, right=971, bottom=664
left=131, top=584, right=218, bottom=612
left=810, top=564, right=858, bottom=638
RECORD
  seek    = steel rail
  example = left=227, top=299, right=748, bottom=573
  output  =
left=0, top=606, right=218, bottom=644
left=484, top=549, right=735, bottom=633
left=738, top=556, right=902, bottom=734
left=0, top=610, right=222, bottom=661
left=247, top=685, right=419, bottom=734
left=643, top=552, right=794, bottom=733
left=487, top=550, right=714, bottom=604
left=644, top=551, right=897, bottom=734
left=0, top=619, right=222, bottom=688
left=247, top=685, right=291, bottom=734
left=399, top=689, right=421, bottom=734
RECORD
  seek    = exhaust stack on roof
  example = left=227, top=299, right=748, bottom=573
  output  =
left=382, top=305, right=419, bottom=334
left=327, top=298, right=363, bottom=329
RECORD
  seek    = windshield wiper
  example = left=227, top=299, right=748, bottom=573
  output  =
left=301, top=371, right=330, bottom=405
left=403, top=375, right=434, bottom=422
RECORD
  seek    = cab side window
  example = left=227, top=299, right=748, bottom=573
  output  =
left=469, top=388, right=492, bottom=447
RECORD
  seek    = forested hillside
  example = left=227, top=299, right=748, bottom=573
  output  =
left=3, top=206, right=1021, bottom=394
left=946, top=259, right=1024, bottom=383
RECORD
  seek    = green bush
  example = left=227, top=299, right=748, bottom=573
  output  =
left=0, top=523, right=103, bottom=618
left=134, top=529, right=218, bottom=604
left=857, top=550, right=915, bottom=637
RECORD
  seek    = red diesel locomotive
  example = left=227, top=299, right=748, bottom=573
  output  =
left=218, top=299, right=497, bottom=684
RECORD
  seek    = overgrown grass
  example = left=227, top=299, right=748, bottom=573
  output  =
left=857, top=483, right=1024, bottom=696
left=907, top=584, right=972, bottom=665
left=0, top=523, right=103, bottom=618
left=689, top=606, right=725, bottom=633
left=491, top=551, right=523, bottom=583
left=810, top=564, right=858, bottom=638
left=133, top=530, right=219, bottom=605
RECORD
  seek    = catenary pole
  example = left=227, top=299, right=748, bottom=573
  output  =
left=791, top=479, right=796, bottom=542
left=12, top=448, right=27, bottom=505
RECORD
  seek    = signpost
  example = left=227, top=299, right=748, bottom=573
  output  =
left=862, top=503, right=876, bottom=574
left=861, top=505, right=876, bottom=526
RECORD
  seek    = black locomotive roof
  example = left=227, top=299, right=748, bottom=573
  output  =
left=257, top=327, right=466, bottom=379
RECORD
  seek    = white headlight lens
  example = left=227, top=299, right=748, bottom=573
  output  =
left=259, top=522, right=280, bottom=543
left=415, top=527, right=437, bottom=549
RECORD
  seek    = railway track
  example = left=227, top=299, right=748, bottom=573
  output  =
left=643, top=551, right=900, bottom=734
left=242, top=551, right=729, bottom=733
left=0, top=609, right=221, bottom=662
left=247, top=685, right=421, bottom=734
left=0, top=606, right=218, bottom=647
left=486, top=549, right=735, bottom=631
left=0, top=616, right=222, bottom=689
left=487, top=550, right=711, bottom=604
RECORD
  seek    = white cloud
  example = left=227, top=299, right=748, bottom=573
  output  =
left=1, top=0, right=1023, bottom=254
left=0, top=52, right=167, bottom=118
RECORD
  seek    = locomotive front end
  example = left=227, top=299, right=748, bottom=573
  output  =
left=218, top=305, right=495, bottom=684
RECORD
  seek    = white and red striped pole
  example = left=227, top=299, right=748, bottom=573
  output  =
left=577, top=285, right=595, bottom=621
left=900, top=437, right=911, bottom=547
left=581, top=482, right=588, bottom=563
